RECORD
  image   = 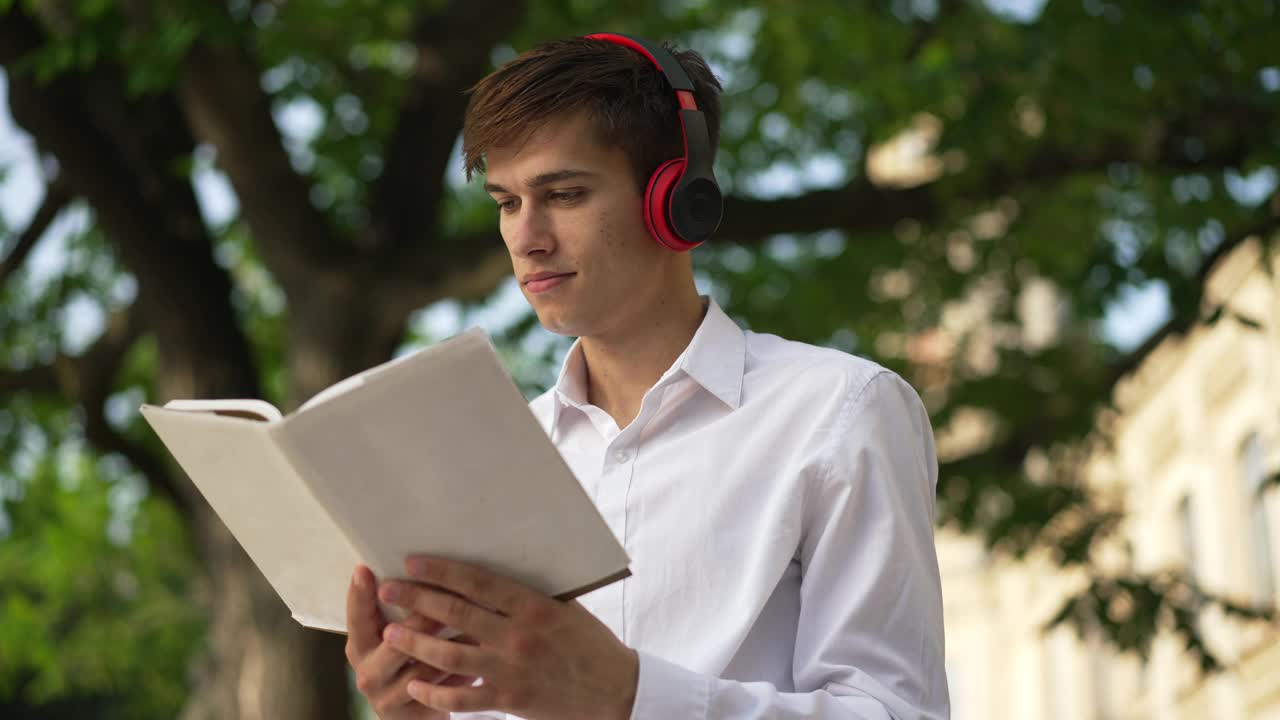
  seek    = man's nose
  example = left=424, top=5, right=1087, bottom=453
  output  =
left=509, top=204, right=556, bottom=257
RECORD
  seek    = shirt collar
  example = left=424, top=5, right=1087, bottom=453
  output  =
left=549, top=296, right=746, bottom=428
left=675, top=296, right=747, bottom=410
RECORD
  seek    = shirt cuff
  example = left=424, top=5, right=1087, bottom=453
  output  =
left=629, top=650, right=709, bottom=720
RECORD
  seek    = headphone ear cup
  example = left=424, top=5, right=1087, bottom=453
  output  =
left=644, top=159, right=696, bottom=252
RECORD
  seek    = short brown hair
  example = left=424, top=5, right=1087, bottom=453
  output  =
left=462, top=37, right=723, bottom=192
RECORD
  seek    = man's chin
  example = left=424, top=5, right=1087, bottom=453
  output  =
left=528, top=307, right=580, bottom=338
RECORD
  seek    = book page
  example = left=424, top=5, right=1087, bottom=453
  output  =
left=139, top=406, right=360, bottom=631
left=295, top=346, right=430, bottom=415
left=274, top=328, right=630, bottom=600
left=296, top=374, right=367, bottom=414
left=164, top=398, right=284, bottom=423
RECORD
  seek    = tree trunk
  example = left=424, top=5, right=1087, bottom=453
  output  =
left=148, top=293, right=362, bottom=720
left=175, top=291, right=410, bottom=720
left=3, top=41, right=364, bottom=720
left=2, top=4, right=498, bottom=715
left=179, top=512, right=351, bottom=720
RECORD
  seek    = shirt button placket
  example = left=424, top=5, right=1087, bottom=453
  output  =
left=601, top=385, right=668, bottom=642
left=592, top=444, right=631, bottom=637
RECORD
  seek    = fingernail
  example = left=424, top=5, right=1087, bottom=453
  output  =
left=380, top=583, right=401, bottom=603
left=406, top=556, right=432, bottom=576
left=407, top=679, right=425, bottom=698
left=384, top=624, right=403, bottom=643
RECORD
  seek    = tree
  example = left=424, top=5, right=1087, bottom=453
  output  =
left=2, top=0, right=1278, bottom=716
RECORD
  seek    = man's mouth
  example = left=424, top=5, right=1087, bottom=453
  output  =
left=524, top=273, right=575, bottom=294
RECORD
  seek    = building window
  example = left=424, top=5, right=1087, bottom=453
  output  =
left=1241, top=433, right=1276, bottom=606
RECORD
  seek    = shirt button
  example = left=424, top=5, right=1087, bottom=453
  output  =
left=613, top=450, right=631, bottom=463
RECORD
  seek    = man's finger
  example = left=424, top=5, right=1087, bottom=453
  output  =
left=346, top=565, right=383, bottom=663
left=408, top=679, right=497, bottom=714
left=402, top=611, right=448, bottom=635
left=355, top=639, right=417, bottom=697
left=370, top=662, right=475, bottom=714
left=384, top=624, right=498, bottom=679
left=403, top=555, right=536, bottom=618
left=380, top=582, right=507, bottom=643
left=354, top=613, right=455, bottom=697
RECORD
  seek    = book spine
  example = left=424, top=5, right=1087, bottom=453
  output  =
left=268, top=423, right=369, bottom=570
left=269, top=423, right=414, bottom=625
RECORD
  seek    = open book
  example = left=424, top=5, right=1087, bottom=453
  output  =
left=139, top=328, right=630, bottom=634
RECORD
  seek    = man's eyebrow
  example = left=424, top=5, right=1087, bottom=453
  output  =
left=483, top=169, right=596, bottom=194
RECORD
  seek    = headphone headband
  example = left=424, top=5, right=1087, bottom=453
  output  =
left=584, top=33, right=697, bottom=93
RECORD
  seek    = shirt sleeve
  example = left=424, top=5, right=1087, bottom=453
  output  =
left=630, top=371, right=950, bottom=720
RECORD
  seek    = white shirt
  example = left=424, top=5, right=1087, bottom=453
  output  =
left=463, top=296, right=948, bottom=719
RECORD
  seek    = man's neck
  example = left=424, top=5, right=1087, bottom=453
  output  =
left=580, top=287, right=707, bottom=430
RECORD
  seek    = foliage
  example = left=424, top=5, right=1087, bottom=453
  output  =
left=0, top=399, right=204, bottom=719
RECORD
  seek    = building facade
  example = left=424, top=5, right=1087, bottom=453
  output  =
left=941, top=235, right=1280, bottom=719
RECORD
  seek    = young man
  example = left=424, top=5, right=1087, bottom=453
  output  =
left=345, top=34, right=949, bottom=720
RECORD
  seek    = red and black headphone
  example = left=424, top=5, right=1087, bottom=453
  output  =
left=584, top=33, right=723, bottom=252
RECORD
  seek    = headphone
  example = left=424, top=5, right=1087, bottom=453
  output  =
left=584, top=33, right=723, bottom=252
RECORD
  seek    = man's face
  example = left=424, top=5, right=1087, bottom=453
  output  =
left=483, top=112, right=677, bottom=339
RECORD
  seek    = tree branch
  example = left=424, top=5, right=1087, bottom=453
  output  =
left=0, top=179, right=71, bottom=287
left=1106, top=191, right=1280, bottom=385
left=0, top=362, right=60, bottom=396
left=719, top=177, right=937, bottom=242
left=0, top=2, right=43, bottom=64
left=6, top=2, right=342, bottom=296
left=372, top=0, right=526, bottom=266
left=720, top=116, right=1265, bottom=243
left=7, top=40, right=261, bottom=374
left=176, top=41, right=351, bottom=295
left=381, top=229, right=511, bottom=314
left=5, top=11, right=264, bottom=518
left=386, top=120, right=1264, bottom=311
left=0, top=306, right=186, bottom=509
left=903, top=0, right=965, bottom=63
left=77, top=310, right=184, bottom=510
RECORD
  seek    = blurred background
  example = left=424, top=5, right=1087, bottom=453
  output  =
left=1, top=0, right=1278, bottom=718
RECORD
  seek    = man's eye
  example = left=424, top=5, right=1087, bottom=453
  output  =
left=549, top=190, right=584, bottom=203
left=497, top=199, right=519, bottom=213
